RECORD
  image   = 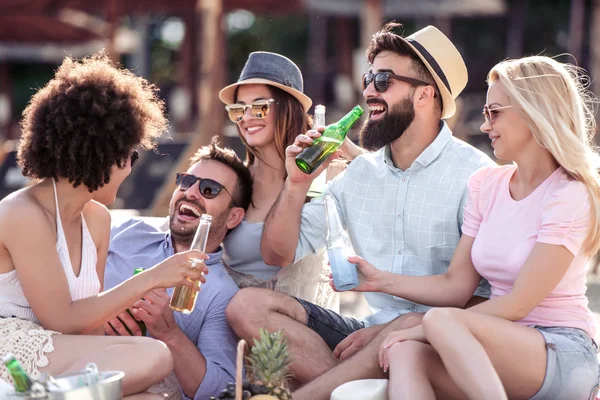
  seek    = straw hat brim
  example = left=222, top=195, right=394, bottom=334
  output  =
left=400, top=39, right=456, bottom=120
left=219, top=79, right=313, bottom=112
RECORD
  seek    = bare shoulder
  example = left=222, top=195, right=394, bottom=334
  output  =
left=83, top=200, right=110, bottom=223
left=82, top=200, right=111, bottom=247
left=0, top=188, right=50, bottom=232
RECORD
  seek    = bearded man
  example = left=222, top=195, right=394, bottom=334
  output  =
left=104, top=138, right=252, bottom=399
left=225, top=22, right=495, bottom=400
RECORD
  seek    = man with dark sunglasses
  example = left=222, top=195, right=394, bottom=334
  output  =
left=103, top=138, right=253, bottom=399
left=226, top=22, right=496, bottom=399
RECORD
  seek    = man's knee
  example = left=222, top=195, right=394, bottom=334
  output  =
left=226, top=287, right=268, bottom=327
left=226, top=287, right=307, bottom=332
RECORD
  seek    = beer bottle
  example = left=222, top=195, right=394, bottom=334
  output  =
left=324, top=195, right=359, bottom=291
left=2, top=353, right=32, bottom=393
left=170, top=214, right=212, bottom=314
left=123, top=267, right=147, bottom=336
left=295, top=105, right=363, bottom=174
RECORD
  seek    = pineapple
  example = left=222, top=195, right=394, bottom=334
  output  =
left=247, top=328, right=293, bottom=400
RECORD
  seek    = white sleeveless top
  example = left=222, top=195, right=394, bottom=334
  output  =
left=0, top=179, right=100, bottom=323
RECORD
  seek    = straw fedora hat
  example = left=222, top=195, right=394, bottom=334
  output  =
left=219, top=51, right=313, bottom=112
left=397, top=25, right=467, bottom=119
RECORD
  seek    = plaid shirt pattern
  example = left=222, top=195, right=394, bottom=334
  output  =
left=294, top=123, right=495, bottom=326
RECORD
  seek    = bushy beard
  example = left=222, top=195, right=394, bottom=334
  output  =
left=359, top=97, right=416, bottom=151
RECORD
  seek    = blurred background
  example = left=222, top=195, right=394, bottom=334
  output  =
left=0, top=0, right=598, bottom=216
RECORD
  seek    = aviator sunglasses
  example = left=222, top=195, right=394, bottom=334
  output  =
left=176, top=173, right=238, bottom=206
left=225, top=99, right=275, bottom=123
left=362, top=72, right=434, bottom=94
left=482, top=105, right=513, bottom=126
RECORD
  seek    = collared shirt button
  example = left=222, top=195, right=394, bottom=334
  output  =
left=402, top=178, right=406, bottom=182
left=397, top=213, right=402, bottom=219
left=397, top=250, right=402, bottom=255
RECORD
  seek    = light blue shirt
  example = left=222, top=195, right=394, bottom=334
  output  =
left=105, top=217, right=239, bottom=400
left=294, top=122, right=495, bottom=326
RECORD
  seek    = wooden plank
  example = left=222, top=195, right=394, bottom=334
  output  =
left=568, top=0, right=586, bottom=65
left=361, top=0, right=382, bottom=50
left=149, top=0, right=225, bottom=217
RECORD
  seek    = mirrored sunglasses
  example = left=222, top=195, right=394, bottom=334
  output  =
left=175, top=173, right=238, bottom=206
left=225, top=99, right=275, bottom=123
left=362, top=72, right=432, bottom=93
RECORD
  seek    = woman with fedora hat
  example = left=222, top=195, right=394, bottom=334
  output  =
left=218, top=52, right=363, bottom=308
left=371, top=56, right=600, bottom=399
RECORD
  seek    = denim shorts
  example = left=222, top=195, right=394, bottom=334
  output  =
left=529, top=326, right=600, bottom=400
left=294, top=297, right=365, bottom=350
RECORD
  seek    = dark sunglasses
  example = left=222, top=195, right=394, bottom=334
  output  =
left=482, top=105, right=513, bottom=126
left=130, top=150, right=139, bottom=167
left=175, top=173, right=238, bottom=206
left=225, top=99, right=275, bottom=123
left=362, top=72, right=433, bottom=94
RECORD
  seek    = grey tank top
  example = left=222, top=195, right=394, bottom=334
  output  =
left=222, top=219, right=282, bottom=281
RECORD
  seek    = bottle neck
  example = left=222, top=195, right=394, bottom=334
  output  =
left=335, top=108, right=362, bottom=136
left=324, top=197, right=345, bottom=238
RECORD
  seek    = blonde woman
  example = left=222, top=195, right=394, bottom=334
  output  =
left=344, top=56, right=600, bottom=399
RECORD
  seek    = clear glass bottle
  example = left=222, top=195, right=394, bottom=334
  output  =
left=324, top=195, right=358, bottom=290
left=170, top=214, right=212, bottom=313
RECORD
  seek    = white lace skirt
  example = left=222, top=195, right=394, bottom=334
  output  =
left=0, top=317, right=59, bottom=385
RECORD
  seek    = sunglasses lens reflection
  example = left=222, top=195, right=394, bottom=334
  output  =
left=199, top=181, right=221, bottom=198
left=227, top=101, right=272, bottom=123
left=227, top=106, right=245, bottom=122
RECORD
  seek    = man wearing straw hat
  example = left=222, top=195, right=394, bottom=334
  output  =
left=227, top=22, right=495, bottom=398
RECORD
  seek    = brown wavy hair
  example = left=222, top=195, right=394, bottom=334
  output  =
left=235, top=85, right=312, bottom=168
left=17, top=50, right=167, bottom=191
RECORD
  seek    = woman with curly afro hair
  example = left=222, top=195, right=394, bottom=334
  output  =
left=0, top=52, right=209, bottom=398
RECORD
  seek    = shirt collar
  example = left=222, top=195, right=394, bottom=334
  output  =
left=383, top=120, right=452, bottom=171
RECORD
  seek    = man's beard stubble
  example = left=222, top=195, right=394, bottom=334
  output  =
left=359, top=97, right=416, bottom=151
left=169, top=198, right=230, bottom=251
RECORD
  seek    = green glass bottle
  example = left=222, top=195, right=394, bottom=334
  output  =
left=2, top=353, right=33, bottom=393
left=295, top=105, right=364, bottom=174
left=123, top=267, right=147, bottom=336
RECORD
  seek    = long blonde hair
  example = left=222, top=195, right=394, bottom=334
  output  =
left=488, top=56, right=600, bottom=255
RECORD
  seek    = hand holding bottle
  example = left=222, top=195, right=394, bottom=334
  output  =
left=295, top=105, right=363, bottom=174
left=285, top=129, right=343, bottom=185
left=146, top=250, right=208, bottom=290
left=328, top=255, right=385, bottom=293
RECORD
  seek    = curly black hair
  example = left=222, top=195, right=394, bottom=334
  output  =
left=17, top=50, right=168, bottom=191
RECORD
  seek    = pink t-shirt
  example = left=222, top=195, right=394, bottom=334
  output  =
left=462, top=165, right=595, bottom=338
